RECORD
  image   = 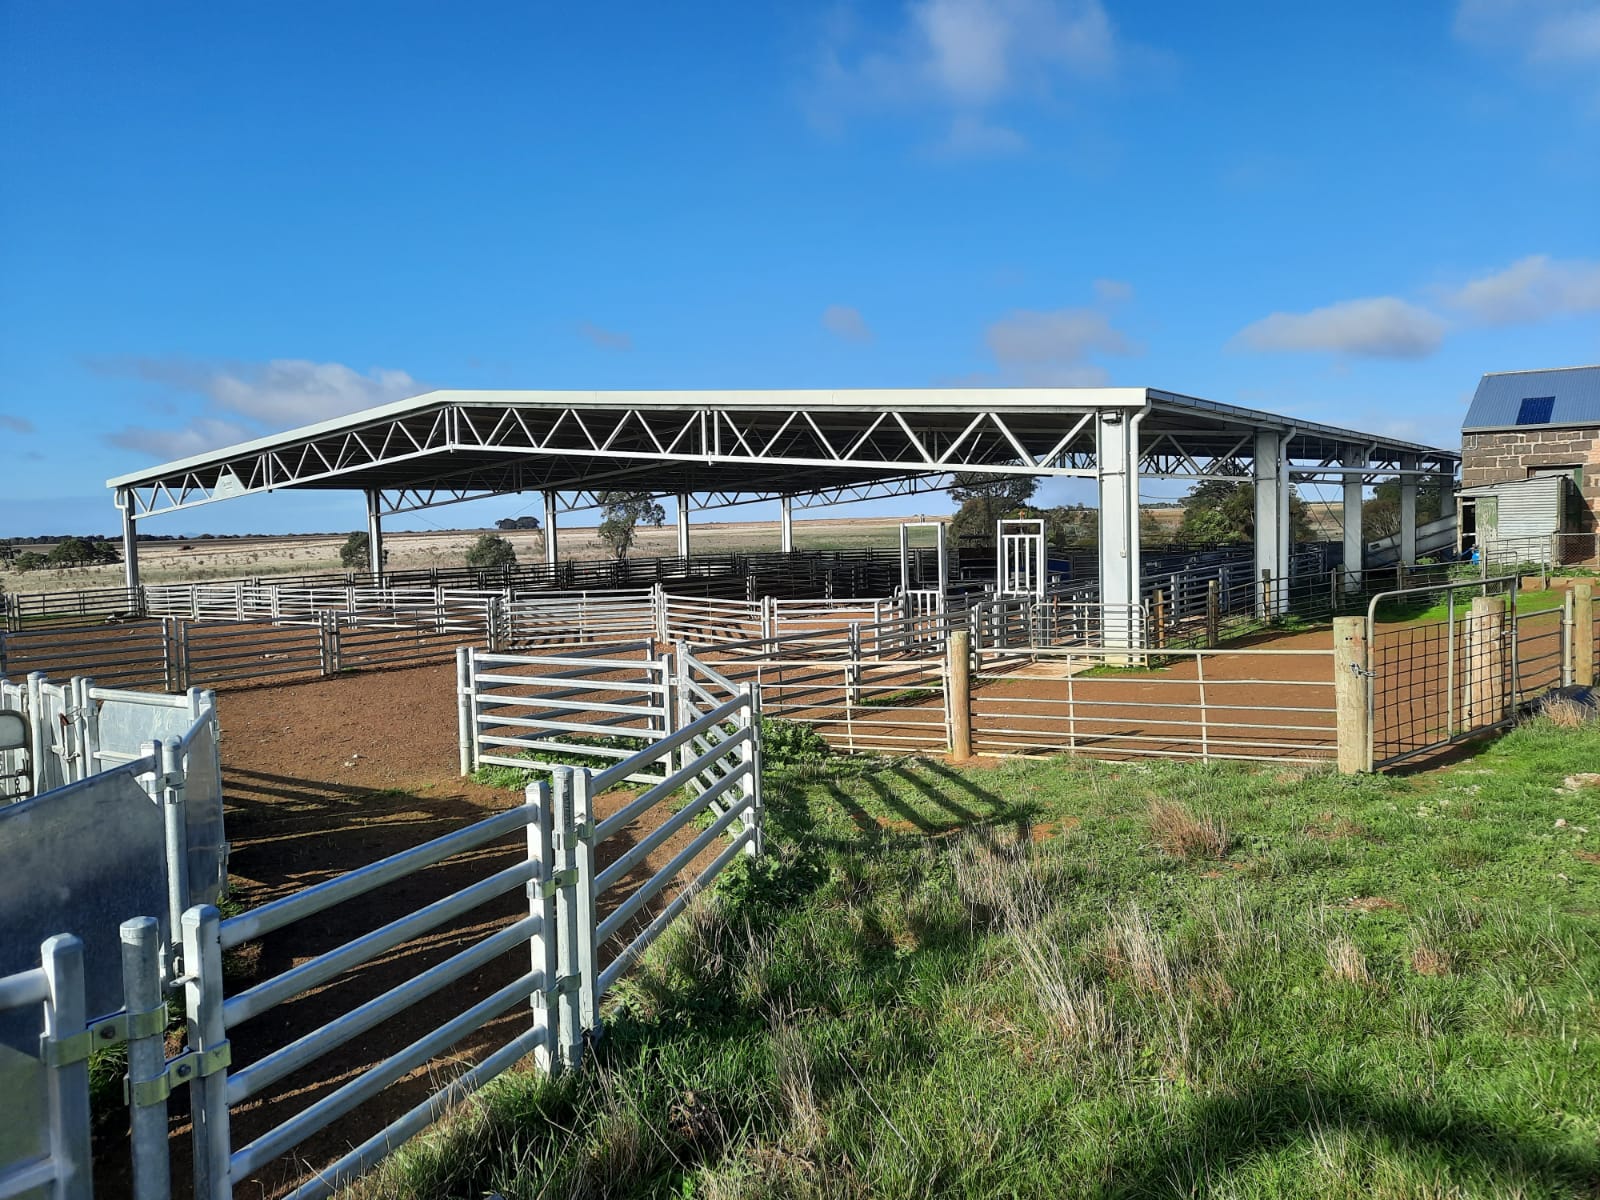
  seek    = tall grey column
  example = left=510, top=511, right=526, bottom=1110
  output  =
left=365, top=489, right=383, bottom=577
left=1096, top=407, right=1143, bottom=650
left=118, top=489, right=140, bottom=592
left=1253, top=429, right=1291, bottom=616
left=677, top=494, right=691, bottom=559
left=1342, top=445, right=1367, bottom=591
left=543, top=490, right=559, bottom=566
left=1399, top=453, right=1418, bottom=566
left=780, top=496, right=794, bottom=553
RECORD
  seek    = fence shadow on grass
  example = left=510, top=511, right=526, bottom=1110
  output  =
left=1099, top=1078, right=1599, bottom=1196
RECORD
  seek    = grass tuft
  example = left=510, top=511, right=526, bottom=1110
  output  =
left=1148, top=799, right=1231, bottom=860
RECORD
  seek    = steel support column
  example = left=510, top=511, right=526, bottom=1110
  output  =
left=1342, top=445, right=1366, bottom=591
left=1096, top=407, right=1144, bottom=649
left=543, top=490, right=559, bottom=566
left=365, top=489, right=384, bottom=577
left=1254, top=429, right=1290, bottom=617
left=1399, top=453, right=1418, bottom=566
left=779, top=495, right=793, bottom=554
left=676, top=494, right=690, bottom=559
left=119, top=489, right=140, bottom=592
left=1438, top=469, right=1456, bottom=521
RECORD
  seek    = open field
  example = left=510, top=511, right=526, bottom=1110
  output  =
left=359, top=715, right=1600, bottom=1200
left=0, top=505, right=1349, bottom=597
left=0, top=517, right=926, bottom=595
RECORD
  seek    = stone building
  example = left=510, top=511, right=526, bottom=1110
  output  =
left=1459, top=364, right=1600, bottom=563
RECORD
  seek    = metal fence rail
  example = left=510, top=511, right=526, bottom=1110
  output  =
left=182, top=787, right=561, bottom=1200
left=0, top=620, right=175, bottom=690
left=0, top=934, right=93, bottom=1200
left=1364, top=575, right=1569, bottom=767
left=969, top=645, right=1337, bottom=764
left=461, top=643, right=672, bottom=783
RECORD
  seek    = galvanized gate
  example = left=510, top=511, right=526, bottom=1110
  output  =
left=996, top=518, right=1046, bottom=600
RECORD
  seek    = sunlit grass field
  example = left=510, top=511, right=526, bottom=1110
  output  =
left=368, top=717, right=1600, bottom=1200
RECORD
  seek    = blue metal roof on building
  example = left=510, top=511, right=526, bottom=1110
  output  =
left=1463, top=365, right=1600, bottom=431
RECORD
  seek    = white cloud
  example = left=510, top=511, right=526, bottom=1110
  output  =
left=984, top=305, right=1136, bottom=383
left=0, top=413, right=35, bottom=434
left=822, top=304, right=874, bottom=342
left=1440, top=254, right=1600, bottom=324
left=1455, top=0, right=1600, bottom=64
left=1092, top=277, right=1133, bottom=304
left=938, top=113, right=1027, bottom=156
left=93, top=357, right=426, bottom=460
left=577, top=321, right=633, bottom=352
left=810, top=0, right=1121, bottom=153
left=1231, top=297, right=1447, bottom=359
left=106, top=417, right=258, bottom=459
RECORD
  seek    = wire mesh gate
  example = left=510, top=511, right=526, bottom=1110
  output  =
left=1366, top=577, right=1571, bottom=767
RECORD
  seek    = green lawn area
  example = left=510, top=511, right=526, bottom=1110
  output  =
left=1372, top=585, right=1569, bottom=628
left=369, top=719, right=1600, bottom=1199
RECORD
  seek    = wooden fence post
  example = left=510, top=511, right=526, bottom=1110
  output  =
left=1573, top=582, right=1594, bottom=688
left=947, top=628, right=972, bottom=760
left=1467, top=595, right=1506, bottom=726
left=1333, top=616, right=1370, bottom=774
left=1206, top=579, right=1220, bottom=648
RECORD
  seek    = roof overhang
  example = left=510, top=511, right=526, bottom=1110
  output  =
left=107, top=386, right=1460, bottom=521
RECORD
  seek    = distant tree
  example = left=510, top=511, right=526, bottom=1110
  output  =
left=14, top=552, right=47, bottom=572
left=948, top=473, right=1039, bottom=545
left=466, top=533, right=518, bottom=570
left=597, top=492, right=666, bottom=560
left=1177, top=471, right=1314, bottom=546
left=339, top=532, right=370, bottom=569
left=1043, top=504, right=1096, bottom=547
left=495, top=515, right=542, bottom=532
left=47, top=537, right=97, bottom=568
left=1362, top=477, right=1444, bottom=542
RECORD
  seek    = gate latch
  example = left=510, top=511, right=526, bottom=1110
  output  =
left=126, top=1040, right=232, bottom=1107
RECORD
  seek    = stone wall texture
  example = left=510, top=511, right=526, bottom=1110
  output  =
left=1461, top=427, right=1600, bottom=531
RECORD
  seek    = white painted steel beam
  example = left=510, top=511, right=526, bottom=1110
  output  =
left=1343, top=445, right=1367, bottom=591
left=676, top=494, right=690, bottom=559
left=1096, top=406, right=1146, bottom=649
left=118, top=489, right=140, bottom=592
left=543, top=491, right=558, bottom=566
left=779, top=496, right=793, bottom=553
left=106, top=387, right=1459, bottom=525
left=1399, top=453, right=1418, bottom=566
left=1253, top=429, right=1290, bottom=617
left=365, top=489, right=383, bottom=577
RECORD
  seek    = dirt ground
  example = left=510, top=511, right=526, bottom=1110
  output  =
left=114, top=661, right=725, bottom=1200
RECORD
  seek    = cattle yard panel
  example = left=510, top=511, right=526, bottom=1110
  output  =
left=462, top=643, right=673, bottom=784
left=969, top=645, right=1337, bottom=764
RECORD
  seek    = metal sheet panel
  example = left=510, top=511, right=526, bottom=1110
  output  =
left=1497, top=474, right=1565, bottom=537
left=0, top=767, right=165, bottom=1043
left=1463, top=365, right=1600, bottom=430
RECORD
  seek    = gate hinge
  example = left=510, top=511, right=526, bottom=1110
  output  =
left=126, top=1041, right=231, bottom=1107
left=1348, top=661, right=1378, bottom=681
left=537, top=868, right=577, bottom=898
left=39, top=1004, right=167, bottom=1068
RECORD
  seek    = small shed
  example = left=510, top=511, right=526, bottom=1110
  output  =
left=1457, top=473, right=1575, bottom=561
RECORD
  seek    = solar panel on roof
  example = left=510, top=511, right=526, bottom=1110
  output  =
left=1516, top=396, right=1556, bottom=425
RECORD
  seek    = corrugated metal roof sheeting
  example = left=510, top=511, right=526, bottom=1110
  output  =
left=1462, top=365, right=1600, bottom=430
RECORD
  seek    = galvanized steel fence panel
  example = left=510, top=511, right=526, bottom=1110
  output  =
left=969, top=645, right=1338, bottom=764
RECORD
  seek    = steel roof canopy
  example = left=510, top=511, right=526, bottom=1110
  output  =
left=107, top=386, right=1459, bottom=521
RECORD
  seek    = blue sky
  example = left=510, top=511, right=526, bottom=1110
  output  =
left=1, top=0, right=1597, bottom=537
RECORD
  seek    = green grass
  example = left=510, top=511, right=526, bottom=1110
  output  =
left=1374, top=586, right=1568, bottom=627
left=368, top=720, right=1600, bottom=1200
